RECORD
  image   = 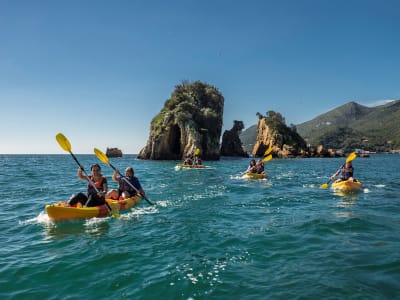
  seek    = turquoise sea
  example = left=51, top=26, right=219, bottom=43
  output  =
left=0, top=154, right=399, bottom=299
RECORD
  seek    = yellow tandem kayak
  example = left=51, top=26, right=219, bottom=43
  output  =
left=45, top=196, right=141, bottom=222
left=175, top=164, right=205, bottom=169
left=331, top=180, right=362, bottom=192
left=242, top=172, right=268, bottom=179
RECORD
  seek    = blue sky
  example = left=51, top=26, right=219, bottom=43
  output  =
left=1, top=0, right=399, bottom=154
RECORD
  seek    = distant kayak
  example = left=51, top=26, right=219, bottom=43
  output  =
left=242, top=172, right=268, bottom=179
left=45, top=196, right=141, bottom=222
left=175, top=164, right=205, bottom=169
left=331, top=180, right=362, bottom=192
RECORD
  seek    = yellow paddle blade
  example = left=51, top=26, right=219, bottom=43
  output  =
left=264, top=147, right=272, bottom=156
left=320, top=183, right=329, bottom=189
left=55, top=133, right=71, bottom=152
left=194, top=148, right=200, bottom=156
left=262, top=154, right=272, bottom=162
left=94, top=147, right=110, bottom=165
left=346, top=152, right=357, bottom=163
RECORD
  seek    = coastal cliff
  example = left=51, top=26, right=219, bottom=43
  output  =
left=252, top=111, right=308, bottom=158
left=138, top=81, right=224, bottom=160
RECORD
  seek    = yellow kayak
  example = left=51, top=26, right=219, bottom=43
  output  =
left=331, top=180, right=362, bottom=192
left=242, top=172, right=268, bottom=179
left=45, top=196, right=141, bottom=222
left=175, top=164, right=205, bottom=169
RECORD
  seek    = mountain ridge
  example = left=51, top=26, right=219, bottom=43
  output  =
left=240, top=100, right=400, bottom=152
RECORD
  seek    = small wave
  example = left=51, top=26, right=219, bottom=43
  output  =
left=374, top=184, right=385, bottom=188
left=19, top=211, right=52, bottom=226
left=119, top=205, right=159, bottom=221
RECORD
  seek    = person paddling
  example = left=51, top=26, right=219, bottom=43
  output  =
left=106, top=166, right=145, bottom=200
left=67, top=164, right=108, bottom=207
left=245, top=159, right=257, bottom=173
left=330, top=161, right=354, bottom=183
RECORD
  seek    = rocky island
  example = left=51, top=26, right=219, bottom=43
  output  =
left=138, top=81, right=224, bottom=160
left=252, top=111, right=309, bottom=158
left=106, top=147, right=123, bottom=157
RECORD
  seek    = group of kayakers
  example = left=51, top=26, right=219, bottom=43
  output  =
left=243, top=157, right=356, bottom=183
left=67, top=152, right=355, bottom=208
left=67, top=164, right=145, bottom=208
left=183, top=155, right=202, bottom=166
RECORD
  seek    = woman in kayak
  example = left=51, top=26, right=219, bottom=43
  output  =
left=245, top=159, right=257, bottom=173
left=106, top=166, right=145, bottom=200
left=67, top=164, right=108, bottom=207
left=330, top=161, right=354, bottom=182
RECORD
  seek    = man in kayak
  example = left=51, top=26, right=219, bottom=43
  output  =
left=193, top=155, right=202, bottom=166
left=106, top=166, right=145, bottom=200
left=67, top=164, right=108, bottom=207
left=183, top=155, right=193, bottom=165
left=256, top=159, right=265, bottom=174
left=330, top=161, right=354, bottom=182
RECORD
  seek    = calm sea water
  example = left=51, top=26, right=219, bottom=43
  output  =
left=0, top=154, right=399, bottom=299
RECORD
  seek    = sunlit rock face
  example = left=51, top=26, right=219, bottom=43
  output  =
left=252, top=111, right=309, bottom=158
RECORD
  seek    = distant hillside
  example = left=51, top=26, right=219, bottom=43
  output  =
left=239, top=100, right=400, bottom=153
left=239, top=124, right=257, bottom=154
left=296, top=100, right=400, bottom=152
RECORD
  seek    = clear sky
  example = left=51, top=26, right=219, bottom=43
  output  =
left=1, top=0, right=399, bottom=154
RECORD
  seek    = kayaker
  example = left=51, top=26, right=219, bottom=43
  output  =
left=193, top=155, right=202, bottom=166
left=106, top=166, right=145, bottom=200
left=256, top=159, right=265, bottom=174
left=183, top=156, right=193, bottom=165
left=330, top=161, right=354, bottom=182
left=246, top=159, right=257, bottom=173
left=67, top=164, right=108, bottom=207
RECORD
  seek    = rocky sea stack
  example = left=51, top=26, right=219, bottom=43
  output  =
left=106, top=147, right=122, bottom=157
left=220, top=120, right=249, bottom=157
left=138, top=81, right=224, bottom=160
left=252, top=111, right=308, bottom=158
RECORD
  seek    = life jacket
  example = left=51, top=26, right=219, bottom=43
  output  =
left=88, top=175, right=106, bottom=194
left=340, top=167, right=353, bottom=180
left=119, top=176, right=139, bottom=194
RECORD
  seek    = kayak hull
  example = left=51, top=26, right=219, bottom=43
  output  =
left=331, top=180, right=362, bottom=192
left=45, top=196, right=141, bottom=222
left=242, top=172, right=268, bottom=179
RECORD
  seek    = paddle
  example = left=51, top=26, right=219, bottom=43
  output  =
left=320, top=152, right=357, bottom=189
left=55, top=133, right=119, bottom=217
left=93, top=147, right=154, bottom=205
left=263, top=147, right=272, bottom=156
left=262, top=154, right=273, bottom=163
